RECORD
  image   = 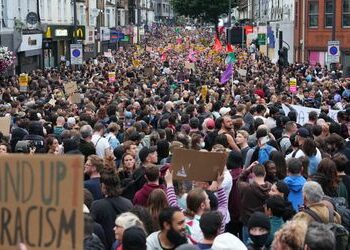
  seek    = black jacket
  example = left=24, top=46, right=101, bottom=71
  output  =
left=90, top=197, right=133, bottom=250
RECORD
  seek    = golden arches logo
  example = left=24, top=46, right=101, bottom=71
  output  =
left=45, top=27, right=52, bottom=38
left=74, top=28, right=84, bottom=38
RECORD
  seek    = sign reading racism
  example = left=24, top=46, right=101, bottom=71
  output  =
left=0, top=155, right=84, bottom=250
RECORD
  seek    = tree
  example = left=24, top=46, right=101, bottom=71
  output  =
left=171, top=0, right=237, bottom=35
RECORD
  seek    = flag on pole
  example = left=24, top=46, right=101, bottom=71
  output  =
left=225, top=52, right=236, bottom=64
left=226, top=43, right=234, bottom=53
left=220, top=63, right=233, bottom=84
left=213, top=36, right=223, bottom=52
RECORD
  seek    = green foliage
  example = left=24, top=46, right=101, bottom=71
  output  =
left=170, top=0, right=237, bottom=24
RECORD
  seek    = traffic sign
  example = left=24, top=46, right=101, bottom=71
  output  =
left=70, top=43, right=83, bottom=65
left=327, top=40, right=340, bottom=63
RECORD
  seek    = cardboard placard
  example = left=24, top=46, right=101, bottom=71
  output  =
left=185, top=62, right=195, bottom=71
left=0, top=155, right=84, bottom=250
left=70, top=93, right=82, bottom=104
left=104, top=52, right=112, bottom=58
left=0, top=116, right=11, bottom=137
left=171, top=148, right=227, bottom=181
left=64, top=82, right=78, bottom=95
left=19, top=73, right=29, bottom=92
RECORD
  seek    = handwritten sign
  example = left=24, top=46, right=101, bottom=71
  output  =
left=69, top=93, right=82, bottom=104
left=289, top=78, right=297, bottom=93
left=19, top=74, right=29, bottom=92
left=64, top=82, right=78, bottom=95
left=171, top=149, right=227, bottom=181
left=0, top=116, right=11, bottom=136
left=0, top=155, right=84, bottom=250
left=108, top=72, right=116, bottom=83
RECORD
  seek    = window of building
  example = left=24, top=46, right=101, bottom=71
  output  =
left=112, top=8, right=115, bottom=26
left=58, top=0, right=62, bottom=21
left=344, top=0, right=350, bottom=27
left=47, top=0, right=52, bottom=20
left=106, top=9, right=111, bottom=27
left=295, top=2, right=298, bottom=28
left=79, top=5, right=84, bottom=25
left=117, top=9, right=121, bottom=25
left=64, top=0, right=67, bottom=21
left=325, top=0, right=334, bottom=27
left=308, top=1, right=319, bottom=27
left=40, top=0, right=44, bottom=21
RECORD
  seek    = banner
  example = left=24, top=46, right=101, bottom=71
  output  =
left=171, top=148, right=227, bottom=181
left=0, top=155, right=84, bottom=250
left=282, top=104, right=340, bottom=125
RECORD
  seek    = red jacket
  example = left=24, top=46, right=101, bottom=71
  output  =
left=133, top=183, right=162, bottom=206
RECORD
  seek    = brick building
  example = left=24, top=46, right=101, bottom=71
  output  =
left=294, top=0, right=350, bottom=75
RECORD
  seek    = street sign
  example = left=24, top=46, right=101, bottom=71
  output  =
left=70, top=43, right=83, bottom=65
left=327, top=40, right=340, bottom=63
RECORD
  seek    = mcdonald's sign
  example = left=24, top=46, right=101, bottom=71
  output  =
left=43, top=25, right=85, bottom=40
left=72, top=27, right=85, bottom=40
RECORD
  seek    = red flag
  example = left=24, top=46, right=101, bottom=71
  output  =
left=213, top=36, right=223, bottom=52
left=226, top=43, right=234, bottom=53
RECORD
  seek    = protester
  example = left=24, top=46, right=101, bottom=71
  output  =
left=3, top=24, right=350, bottom=250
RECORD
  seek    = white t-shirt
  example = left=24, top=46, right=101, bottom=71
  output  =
left=146, top=231, right=190, bottom=250
left=91, top=133, right=110, bottom=158
left=222, top=168, right=233, bottom=224
left=146, top=231, right=163, bottom=250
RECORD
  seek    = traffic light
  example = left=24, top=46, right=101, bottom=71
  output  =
left=278, top=47, right=289, bottom=67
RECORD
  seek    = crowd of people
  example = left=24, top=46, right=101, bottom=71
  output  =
left=3, top=24, right=350, bottom=250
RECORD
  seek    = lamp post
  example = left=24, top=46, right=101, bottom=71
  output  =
left=228, top=0, right=232, bottom=27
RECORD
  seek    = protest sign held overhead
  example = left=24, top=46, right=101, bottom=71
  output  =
left=64, top=82, right=78, bottom=95
left=171, top=148, right=227, bottom=181
left=0, top=155, right=84, bottom=250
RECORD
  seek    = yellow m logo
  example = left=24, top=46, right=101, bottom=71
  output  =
left=74, top=28, right=84, bottom=38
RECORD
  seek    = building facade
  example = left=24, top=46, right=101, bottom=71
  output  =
left=294, top=0, right=350, bottom=75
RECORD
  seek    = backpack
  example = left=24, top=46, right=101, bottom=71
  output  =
left=324, top=196, right=350, bottom=232
left=258, top=144, right=275, bottom=165
left=304, top=207, right=349, bottom=250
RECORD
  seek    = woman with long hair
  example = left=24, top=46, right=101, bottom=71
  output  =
left=312, top=158, right=347, bottom=200
left=147, top=189, right=169, bottom=231
left=269, top=151, right=287, bottom=180
left=118, top=153, right=136, bottom=187
left=302, top=138, right=322, bottom=176
left=46, top=136, right=59, bottom=154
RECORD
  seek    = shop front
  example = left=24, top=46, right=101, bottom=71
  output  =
left=17, top=30, right=43, bottom=73
left=43, top=25, right=85, bottom=68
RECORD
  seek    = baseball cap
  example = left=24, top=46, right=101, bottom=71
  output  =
left=219, top=107, right=231, bottom=116
left=296, top=127, right=310, bottom=138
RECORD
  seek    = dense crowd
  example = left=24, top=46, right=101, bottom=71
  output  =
left=3, top=25, right=350, bottom=250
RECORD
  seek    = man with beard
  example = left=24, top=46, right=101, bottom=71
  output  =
left=146, top=207, right=188, bottom=249
left=218, top=115, right=240, bottom=151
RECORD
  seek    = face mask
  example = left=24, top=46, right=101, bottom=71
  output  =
left=199, top=142, right=205, bottom=148
left=249, top=233, right=269, bottom=248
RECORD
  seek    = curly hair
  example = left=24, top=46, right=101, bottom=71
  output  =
left=271, top=220, right=308, bottom=250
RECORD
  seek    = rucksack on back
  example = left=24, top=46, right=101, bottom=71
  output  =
left=304, top=206, right=349, bottom=250
left=325, top=196, right=350, bottom=232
